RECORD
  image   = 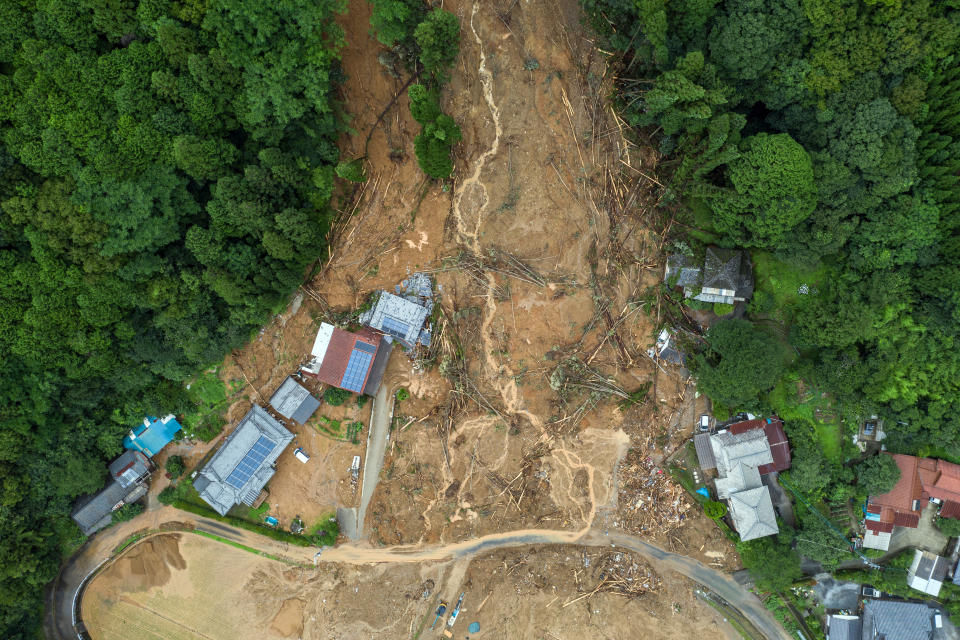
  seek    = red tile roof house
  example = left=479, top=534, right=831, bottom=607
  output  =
left=863, top=453, right=960, bottom=550
left=301, top=323, right=392, bottom=396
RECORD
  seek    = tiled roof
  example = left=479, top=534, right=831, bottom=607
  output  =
left=727, top=486, right=779, bottom=541
left=194, top=406, right=293, bottom=515
left=893, top=511, right=920, bottom=527
left=269, top=377, right=320, bottom=424
left=826, top=614, right=861, bottom=640
left=869, top=453, right=922, bottom=518
left=939, top=500, right=960, bottom=518
left=865, top=519, right=894, bottom=534
left=862, top=599, right=934, bottom=640
left=728, top=417, right=791, bottom=473
left=365, top=292, right=429, bottom=346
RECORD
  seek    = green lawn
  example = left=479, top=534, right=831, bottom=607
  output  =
left=769, top=373, right=843, bottom=463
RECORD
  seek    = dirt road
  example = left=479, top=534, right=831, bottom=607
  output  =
left=56, top=508, right=790, bottom=640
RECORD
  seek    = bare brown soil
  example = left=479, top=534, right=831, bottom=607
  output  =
left=83, top=0, right=746, bottom=637
left=83, top=534, right=738, bottom=640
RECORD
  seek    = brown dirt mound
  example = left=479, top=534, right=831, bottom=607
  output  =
left=107, top=534, right=186, bottom=591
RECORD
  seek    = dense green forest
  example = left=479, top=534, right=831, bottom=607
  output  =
left=583, top=0, right=960, bottom=579
left=0, top=0, right=346, bottom=635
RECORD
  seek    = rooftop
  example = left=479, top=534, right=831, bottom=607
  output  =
left=71, top=480, right=131, bottom=536
left=364, top=291, right=429, bottom=347
left=303, top=323, right=388, bottom=396
left=826, top=614, right=862, bottom=640
left=194, top=406, right=293, bottom=516
left=711, top=429, right=774, bottom=486
left=907, top=550, right=949, bottom=597
left=123, top=414, right=182, bottom=457
left=728, top=417, right=791, bottom=473
left=861, top=599, right=935, bottom=640
left=269, top=377, right=320, bottom=424
left=107, top=450, right=151, bottom=489
left=727, top=485, right=779, bottom=541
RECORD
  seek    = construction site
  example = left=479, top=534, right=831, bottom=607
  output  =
left=75, top=0, right=758, bottom=638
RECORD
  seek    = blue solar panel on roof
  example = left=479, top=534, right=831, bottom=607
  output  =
left=381, top=316, right=410, bottom=340
left=341, top=349, right=373, bottom=393
left=225, top=435, right=276, bottom=489
left=354, top=340, right=377, bottom=354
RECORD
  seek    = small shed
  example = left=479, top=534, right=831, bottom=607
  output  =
left=907, top=550, right=949, bottom=597
left=269, top=377, right=320, bottom=424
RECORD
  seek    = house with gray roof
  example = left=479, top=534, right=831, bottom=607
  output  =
left=862, top=599, right=937, bottom=640
left=706, top=429, right=779, bottom=541
left=71, top=450, right=152, bottom=536
left=665, top=248, right=753, bottom=305
left=826, top=614, right=862, bottom=640
left=908, top=550, right=950, bottom=597
left=193, top=406, right=294, bottom=515
left=363, top=291, right=430, bottom=348
left=269, top=377, right=320, bottom=424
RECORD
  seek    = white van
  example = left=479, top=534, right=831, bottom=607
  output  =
left=294, top=447, right=310, bottom=463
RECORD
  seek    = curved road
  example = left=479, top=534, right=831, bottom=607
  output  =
left=48, top=512, right=790, bottom=640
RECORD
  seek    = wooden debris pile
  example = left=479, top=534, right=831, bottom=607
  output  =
left=616, top=447, right=692, bottom=537
left=564, top=551, right=662, bottom=606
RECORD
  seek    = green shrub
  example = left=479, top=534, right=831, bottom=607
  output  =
left=356, top=394, right=369, bottom=409
left=307, top=517, right=340, bottom=546
left=111, top=502, right=143, bottom=524
left=324, top=386, right=351, bottom=406
left=408, top=84, right=442, bottom=125
left=414, top=8, right=460, bottom=83
left=165, top=455, right=185, bottom=478
left=937, top=516, right=960, bottom=537
left=704, top=500, right=727, bottom=518
left=158, top=480, right=195, bottom=505
left=395, top=387, right=410, bottom=402
left=414, top=114, right=461, bottom=178
left=335, top=158, right=367, bottom=182
left=171, top=500, right=314, bottom=546
left=369, top=0, right=426, bottom=49
left=713, top=302, right=734, bottom=316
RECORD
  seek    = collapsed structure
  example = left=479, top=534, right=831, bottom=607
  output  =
left=193, top=406, right=294, bottom=515
left=71, top=450, right=152, bottom=536
left=863, top=453, right=960, bottom=550
left=695, top=417, right=791, bottom=541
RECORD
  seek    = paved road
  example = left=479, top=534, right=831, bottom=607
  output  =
left=351, top=380, right=393, bottom=539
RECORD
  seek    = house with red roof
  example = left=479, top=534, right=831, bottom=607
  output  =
left=301, top=323, right=392, bottom=396
left=863, top=453, right=960, bottom=550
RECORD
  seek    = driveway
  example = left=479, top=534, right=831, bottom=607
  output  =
left=339, top=380, right=394, bottom=540
left=888, top=502, right=949, bottom=555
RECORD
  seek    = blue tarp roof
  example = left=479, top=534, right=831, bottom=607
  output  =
left=124, top=415, right=182, bottom=457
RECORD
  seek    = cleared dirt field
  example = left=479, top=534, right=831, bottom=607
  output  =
left=82, top=534, right=740, bottom=640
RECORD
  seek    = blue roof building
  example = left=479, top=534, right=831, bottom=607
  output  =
left=123, top=415, right=182, bottom=457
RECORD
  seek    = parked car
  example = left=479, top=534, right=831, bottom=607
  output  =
left=294, top=447, right=310, bottom=463
left=699, top=415, right=711, bottom=432
left=862, top=586, right=881, bottom=598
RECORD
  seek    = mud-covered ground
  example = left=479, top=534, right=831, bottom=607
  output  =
left=83, top=534, right=740, bottom=640
left=84, top=1, right=743, bottom=638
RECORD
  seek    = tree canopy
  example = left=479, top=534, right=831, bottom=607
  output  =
left=854, top=454, right=902, bottom=497
left=691, top=319, right=786, bottom=409
left=0, top=1, right=346, bottom=635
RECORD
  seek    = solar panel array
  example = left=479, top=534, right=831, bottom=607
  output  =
left=341, top=348, right=373, bottom=392
left=225, top=435, right=276, bottom=489
left=381, top=316, right=410, bottom=340
left=354, top=340, right=377, bottom=354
